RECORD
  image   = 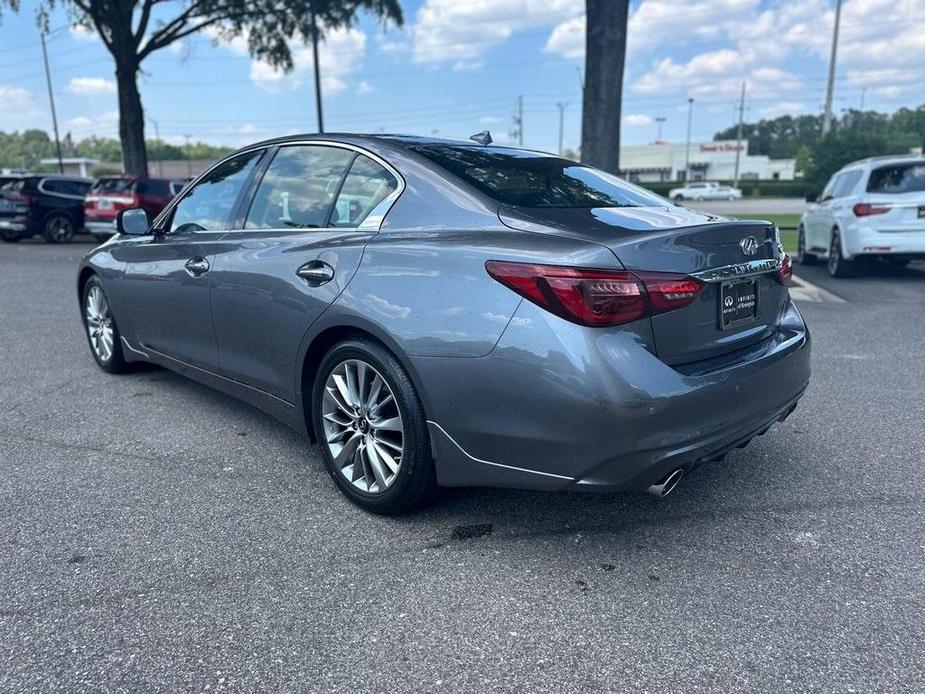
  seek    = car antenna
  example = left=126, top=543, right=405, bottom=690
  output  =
left=469, top=130, right=492, bottom=146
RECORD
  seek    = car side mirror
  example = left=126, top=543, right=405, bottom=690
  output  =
left=117, top=208, right=150, bottom=236
left=804, top=191, right=818, bottom=203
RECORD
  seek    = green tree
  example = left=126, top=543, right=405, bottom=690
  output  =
left=804, top=130, right=906, bottom=190
left=580, top=0, right=630, bottom=174
left=2, top=1, right=402, bottom=176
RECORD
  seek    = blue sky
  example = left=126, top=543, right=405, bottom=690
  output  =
left=0, top=0, right=921, bottom=155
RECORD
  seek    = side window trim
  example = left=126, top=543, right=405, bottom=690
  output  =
left=322, top=152, right=358, bottom=228
left=230, top=145, right=277, bottom=230
left=222, top=140, right=404, bottom=235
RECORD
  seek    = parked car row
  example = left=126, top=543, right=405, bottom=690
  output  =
left=0, top=173, right=187, bottom=244
left=798, top=155, right=925, bottom=277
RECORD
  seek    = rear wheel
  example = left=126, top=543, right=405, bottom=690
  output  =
left=797, top=225, right=817, bottom=265
left=312, top=339, right=437, bottom=514
left=43, top=213, right=75, bottom=244
left=82, top=277, right=128, bottom=373
left=827, top=229, right=856, bottom=278
left=673, top=195, right=684, bottom=204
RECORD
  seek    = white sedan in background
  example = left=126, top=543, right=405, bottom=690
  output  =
left=798, top=155, right=925, bottom=277
left=669, top=181, right=743, bottom=202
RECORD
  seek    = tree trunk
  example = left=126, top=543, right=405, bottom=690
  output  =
left=115, top=56, right=148, bottom=177
left=580, top=0, right=630, bottom=174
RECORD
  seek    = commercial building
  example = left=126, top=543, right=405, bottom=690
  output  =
left=619, top=140, right=796, bottom=183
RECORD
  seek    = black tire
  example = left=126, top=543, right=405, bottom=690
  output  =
left=43, top=213, right=75, bottom=244
left=673, top=195, right=684, bottom=203
left=312, top=338, right=437, bottom=515
left=886, top=258, right=910, bottom=269
left=827, top=228, right=856, bottom=278
left=797, top=225, right=817, bottom=265
left=81, top=277, right=129, bottom=374
left=0, top=228, right=20, bottom=242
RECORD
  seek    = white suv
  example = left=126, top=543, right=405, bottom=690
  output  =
left=798, top=155, right=925, bottom=277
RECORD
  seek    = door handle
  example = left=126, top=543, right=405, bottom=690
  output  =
left=185, top=257, right=210, bottom=276
left=296, top=260, right=335, bottom=286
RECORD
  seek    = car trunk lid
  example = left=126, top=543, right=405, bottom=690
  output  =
left=499, top=204, right=789, bottom=366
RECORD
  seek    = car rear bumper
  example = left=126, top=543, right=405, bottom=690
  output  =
left=416, top=298, right=811, bottom=492
left=84, top=220, right=117, bottom=236
left=845, top=223, right=925, bottom=256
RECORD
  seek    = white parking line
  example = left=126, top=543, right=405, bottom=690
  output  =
left=789, top=274, right=845, bottom=303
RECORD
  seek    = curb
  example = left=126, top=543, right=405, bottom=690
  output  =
left=789, top=274, right=845, bottom=303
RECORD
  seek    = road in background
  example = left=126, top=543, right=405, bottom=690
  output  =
left=688, top=197, right=808, bottom=216
left=1, top=241, right=923, bottom=693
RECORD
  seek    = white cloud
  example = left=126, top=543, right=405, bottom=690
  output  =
left=479, top=116, right=504, bottom=125
left=61, top=110, right=120, bottom=138
left=757, top=101, right=806, bottom=119
left=411, top=0, right=581, bottom=64
left=65, top=77, right=117, bottom=96
left=208, top=25, right=367, bottom=95
left=544, top=15, right=583, bottom=59
left=356, top=81, right=374, bottom=95
left=69, top=24, right=96, bottom=41
left=0, top=84, right=45, bottom=130
left=624, top=114, right=653, bottom=126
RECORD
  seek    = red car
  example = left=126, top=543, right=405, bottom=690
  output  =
left=84, top=177, right=185, bottom=241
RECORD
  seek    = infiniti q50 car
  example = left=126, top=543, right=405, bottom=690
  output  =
left=77, top=134, right=810, bottom=514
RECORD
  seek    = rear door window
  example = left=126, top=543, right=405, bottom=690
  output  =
left=91, top=178, right=136, bottom=195
left=244, top=145, right=354, bottom=230
left=137, top=179, right=171, bottom=196
left=833, top=170, right=862, bottom=198
left=867, top=163, right=925, bottom=194
left=331, top=155, right=398, bottom=228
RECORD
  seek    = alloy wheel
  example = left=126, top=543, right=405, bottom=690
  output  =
left=85, top=285, right=114, bottom=362
left=47, top=216, right=74, bottom=243
left=321, top=358, right=405, bottom=494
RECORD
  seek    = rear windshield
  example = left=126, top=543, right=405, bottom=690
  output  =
left=91, top=178, right=136, bottom=194
left=867, top=163, right=925, bottom=194
left=408, top=145, right=665, bottom=208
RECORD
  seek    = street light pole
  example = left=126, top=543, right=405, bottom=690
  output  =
left=684, top=98, right=694, bottom=182
left=310, top=1, right=324, bottom=133
left=40, top=32, right=64, bottom=174
left=733, top=81, right=746, bottom=187
left=655, top=117, right=666, bottom=141
left=556, top=102, right=567, bottom=156
left=821, top=0, right=843, bottom=136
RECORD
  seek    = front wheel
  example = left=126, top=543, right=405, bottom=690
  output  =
left=312, top=339, right=437, bottom=514
left=82, top=277, right=128, bottom=373
left=43, top=213, right=75, bottom=244
left=673, top=195, right=684, bottom=204
left=797, top=225, right=817, bottom=265
left=827, top=229, right=856, bottom=278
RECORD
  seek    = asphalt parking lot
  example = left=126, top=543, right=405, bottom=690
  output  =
left=2, top=240, right=924, bottom=693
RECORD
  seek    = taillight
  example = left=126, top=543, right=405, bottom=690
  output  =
left=853, top=202, right=890, bottom=217
left=485, top=261, right=703, bottom=327
left=777, top=253, right=793, bottom=285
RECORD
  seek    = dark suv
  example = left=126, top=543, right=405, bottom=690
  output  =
left=0, top=175, right=93, bottom=243
left=84, top=176, right=184, bottom=241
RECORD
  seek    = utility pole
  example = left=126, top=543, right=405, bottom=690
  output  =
left=684, top=98, right=694, bottom=182
left=655, top=117, right=666, bottom=141
left=821, top=0, right=843, bottom=136
left=310, top=1, right=324, bottom=133
left=148, top=117, right=164, bottom=177
left=733, top=81, right=746, bottom=187
left=556, top=102, right=568, bottom=156
left=517, top=95, right=523, bottom=146
left=859, top=86, right=867, bottom=111
left=40, top=32, right=64, bottom=174
left=183, top=134, right=192, bottom=177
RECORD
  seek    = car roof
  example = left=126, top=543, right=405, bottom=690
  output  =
left=241, top=132, right=548, bottom=157
left=839, top=154, right=925, bottom=173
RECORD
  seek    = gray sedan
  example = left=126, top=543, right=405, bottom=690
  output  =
left=77, top=134, right=810, bottom=514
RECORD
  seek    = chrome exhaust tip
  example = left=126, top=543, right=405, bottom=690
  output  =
left=647, top=468, right=684, bottom=498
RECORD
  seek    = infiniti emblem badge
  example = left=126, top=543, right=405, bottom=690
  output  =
left=739, top=236, right=760, bottom=256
